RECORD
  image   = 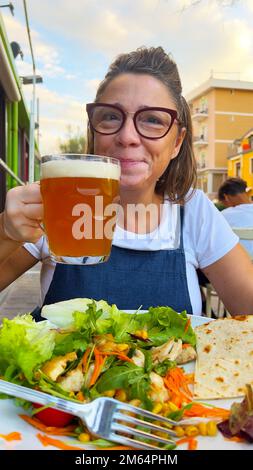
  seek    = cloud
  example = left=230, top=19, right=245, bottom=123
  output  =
left=16, top=0, right=253, bottom=85
left=21, top=86, right=85, bottom=154
left=3, top=14, right=69, bottom=79
left=2, top=0, right=253, bottom=153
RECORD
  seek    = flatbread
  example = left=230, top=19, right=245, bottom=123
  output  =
left=194, top=316, right=253, bottom=399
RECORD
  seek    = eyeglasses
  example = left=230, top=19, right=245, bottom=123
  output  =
left=86, top=103, right=180, bottom=140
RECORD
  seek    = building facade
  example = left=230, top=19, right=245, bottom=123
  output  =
left=0, top=12, right=40, bottom=212
left=227, top=128, right=253, bottom=200
left=186, top=78, right=253, bottom=199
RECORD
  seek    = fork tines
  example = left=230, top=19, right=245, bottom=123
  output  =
left=110, top=402, right=177, bottom=450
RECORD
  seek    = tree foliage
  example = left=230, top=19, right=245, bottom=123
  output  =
left=59, top=126, right=86, bottom=153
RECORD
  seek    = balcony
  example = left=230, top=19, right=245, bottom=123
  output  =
left=192, top=108, right=208, bottom=121
left=193, top=135, right=208, bottom=148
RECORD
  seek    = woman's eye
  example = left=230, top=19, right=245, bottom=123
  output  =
left=146, top=116, right=162, bottom=124
left=139, top=113, right=165, bottom=126
left=101, top=113, right=120, bottom=122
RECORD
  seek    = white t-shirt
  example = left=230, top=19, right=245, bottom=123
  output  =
left=221, top=204, right=253, bottom=258
left=23, top=189, right=238, bottom=315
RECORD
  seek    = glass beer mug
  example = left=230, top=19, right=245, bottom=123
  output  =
left=40, top=154, right=120, bottom=265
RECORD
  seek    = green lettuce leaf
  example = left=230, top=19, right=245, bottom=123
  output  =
left=41, top=298, right=113, bottom=328
left=0, top=315, right=56, bottom=382
left=146, top=307, right=196, bottom=346
left=96, top=363, right=144, bottom=392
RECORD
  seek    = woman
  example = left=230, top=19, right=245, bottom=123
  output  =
left=1, top=47, right=253, bottom=316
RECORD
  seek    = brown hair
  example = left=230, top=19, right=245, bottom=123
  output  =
left=218, top=177, right=248, bottom=201
left=86, top=46, right=196, bottom=203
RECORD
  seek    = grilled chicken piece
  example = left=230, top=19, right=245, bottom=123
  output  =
left=41, top=352, right=77, bottom=381
left=176, top=346, right=196, bottom=364
left=132, top=349, right=145, bottom=367
left=57, top=363, right=84, bottom=392
left=151, top=339, right=182, bottom=364
left=149, top=372, right=169, bottom=402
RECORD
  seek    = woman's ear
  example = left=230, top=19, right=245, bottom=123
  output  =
left=171, top=127, right=186, bottom=160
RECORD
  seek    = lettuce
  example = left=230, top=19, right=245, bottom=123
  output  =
left=42, top=299, right=196, bottom=346
left=146, top=307, right=196, bottom=346
left=0, top=315, right=56, bottom=382
left=41, top=298, right=113, bottom=328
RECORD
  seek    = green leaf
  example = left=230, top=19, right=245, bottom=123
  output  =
left=167, top=402, right=194, bottom=421
left=147, top=307, right=196, bottom=346
left=96, top=363, right=144, bottom=392
left=142, top=349, right=153, bottom=373
left=153, top=359, right=177, bottom=377
left=0, top=316, right=56, bottom=382
left=54, top=330, right=89, bottom=355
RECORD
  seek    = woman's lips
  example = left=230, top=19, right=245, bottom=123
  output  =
left=119, top=159, right=146, bottom=168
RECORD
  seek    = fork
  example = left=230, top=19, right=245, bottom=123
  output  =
left=0, top=379, right=196, bottom=449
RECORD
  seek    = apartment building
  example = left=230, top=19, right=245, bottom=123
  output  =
left=227, top=128, right=253, bottom=200
left=186, top=78, right=253, bottom=199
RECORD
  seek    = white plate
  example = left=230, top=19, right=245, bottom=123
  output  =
left=0, top=314, right=252, bottom=450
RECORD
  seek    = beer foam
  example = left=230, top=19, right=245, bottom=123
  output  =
left=41, top=159, right=120, bottom=180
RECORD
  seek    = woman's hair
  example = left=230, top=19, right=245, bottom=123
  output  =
left=86, top=46, right=196, bottom=203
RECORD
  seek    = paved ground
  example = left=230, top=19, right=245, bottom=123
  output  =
left=0, top=264, right=41, bottom=321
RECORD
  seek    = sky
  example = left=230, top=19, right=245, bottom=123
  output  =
left=1, top=0, right=253, bottom=154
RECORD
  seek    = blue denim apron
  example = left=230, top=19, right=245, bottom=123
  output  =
left=37, top=206, right=192, bottom=318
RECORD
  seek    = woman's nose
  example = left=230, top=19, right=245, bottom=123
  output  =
left=116, top=116, right=141, bottom=146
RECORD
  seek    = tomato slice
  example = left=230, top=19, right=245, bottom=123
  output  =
left=32, top=403, right=74, bottom=427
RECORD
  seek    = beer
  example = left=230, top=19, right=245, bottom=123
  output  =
left=40, top=156, right=120, bottom=263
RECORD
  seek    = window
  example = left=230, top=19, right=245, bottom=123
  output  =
left=200, top=97, right=208, bottom=112
left=201, top=153, right=206, bottom=168
left=250, top=158, right=253, bottom=174
left=249, top=135, right=253, bottom=150
left=235, top=162, right=241, bottom=177
left=201, top=126, right=207, bottom=140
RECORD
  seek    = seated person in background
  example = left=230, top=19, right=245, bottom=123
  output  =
left=218, top=177, right=253, bottom=259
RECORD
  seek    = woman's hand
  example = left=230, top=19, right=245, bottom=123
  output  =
left=2, top=182, right=44, bottom=243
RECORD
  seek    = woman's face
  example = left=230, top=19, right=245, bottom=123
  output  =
left=94, top=73, right=185, bottom=191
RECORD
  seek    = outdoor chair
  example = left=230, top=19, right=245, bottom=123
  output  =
left=231, top=227, right=253, bottom=261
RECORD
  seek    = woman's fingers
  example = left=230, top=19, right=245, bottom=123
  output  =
left=3, top=184, right=44, bottom=243
left=20, top=182, right=42, bottom=204
left=22, top=203, right=44, bottom=221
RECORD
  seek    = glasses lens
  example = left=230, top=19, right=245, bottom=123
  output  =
left=136, top=109, right=172, bottom=138
left=90, top=105, right=123, bottom=134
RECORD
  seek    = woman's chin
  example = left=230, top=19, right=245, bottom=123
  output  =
left=120, top=174, right=149, bottom=189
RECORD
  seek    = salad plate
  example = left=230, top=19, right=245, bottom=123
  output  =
left=0, top=308, right=252, bottom=451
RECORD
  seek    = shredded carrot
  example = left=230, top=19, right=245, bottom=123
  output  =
left=37, top=433, right=84, bottom=450
left=76, top=391, right=85, bottom=401
left=226, top=436, right=245, bottom=443
left=164, top=367, right=193, bottom=407
left=188, top=437, right=198, bottom=450
left=89, top=348, right=107, bottom=387
left=37, top=433, right=134, bottom=451
left=19, top=414, right=76, bottom=436
left=99, top=351, right=134, bottom=363
left=182, top=343, right=191, bottom=348
left=0, top=432, right=22, bottom=441
left=183, top=403, right=230, bottom=420
left=176, top=437, right=191, bottom=445
left=184, top=373, right=194, bottom=384
left=176, top=436, right=198, bottom=450
left=184, top=319, right=191, bottom=333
